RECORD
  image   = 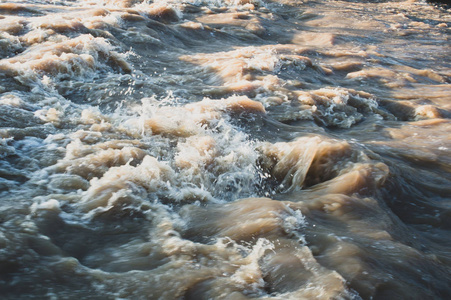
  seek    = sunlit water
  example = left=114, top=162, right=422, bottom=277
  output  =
left=0, top=0, right=450, bottom=299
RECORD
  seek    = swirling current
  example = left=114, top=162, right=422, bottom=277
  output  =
left=0, top=0, right=450, bottom=299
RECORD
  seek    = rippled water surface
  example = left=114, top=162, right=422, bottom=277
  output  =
left=0, top=0, right=450, bottom=299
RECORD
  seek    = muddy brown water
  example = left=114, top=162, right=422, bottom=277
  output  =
left=0, top=0, right=450, bottom=299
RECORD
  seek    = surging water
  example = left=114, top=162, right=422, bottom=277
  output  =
left=0, top=0, right=450, bottom=299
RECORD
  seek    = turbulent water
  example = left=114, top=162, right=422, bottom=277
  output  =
left=0, top=0, right=450, bottom=299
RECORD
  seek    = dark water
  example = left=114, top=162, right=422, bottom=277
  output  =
left=0, top=0, right=450, bottom=299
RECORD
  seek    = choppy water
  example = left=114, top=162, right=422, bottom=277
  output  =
left=0, top=0, right=450, bottom=299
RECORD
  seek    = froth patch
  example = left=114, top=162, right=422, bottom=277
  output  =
left=80, top=155, right=173, bottom=212
left=180, top=46, right=309, bottom=94
left=0, top=16, right=26, bottom=35
left=0, top=34, right=131, bottom=84
left=414, top=105, right=443, bottom=119
left=57, top=143, right=147, bottom=180
left=346, top=65, right=447, bottom=89
left=175, top=135, right=216, bottom=171
left=186, top=95, right=265, bottom=115
left=35, top=94, right=263, bottom=210
left=127, top=95, right=265, bottom=137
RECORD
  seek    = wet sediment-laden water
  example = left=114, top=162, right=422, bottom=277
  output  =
left=0, top=0, right=450, bottom=299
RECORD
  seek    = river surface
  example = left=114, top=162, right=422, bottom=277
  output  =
left=0, top=0, right=450, bottom=299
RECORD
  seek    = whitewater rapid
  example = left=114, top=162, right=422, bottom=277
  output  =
left=0, top=0, right=450, bottom=299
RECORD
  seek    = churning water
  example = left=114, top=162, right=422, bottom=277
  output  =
left=0, top=0, right=450, bottom=299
